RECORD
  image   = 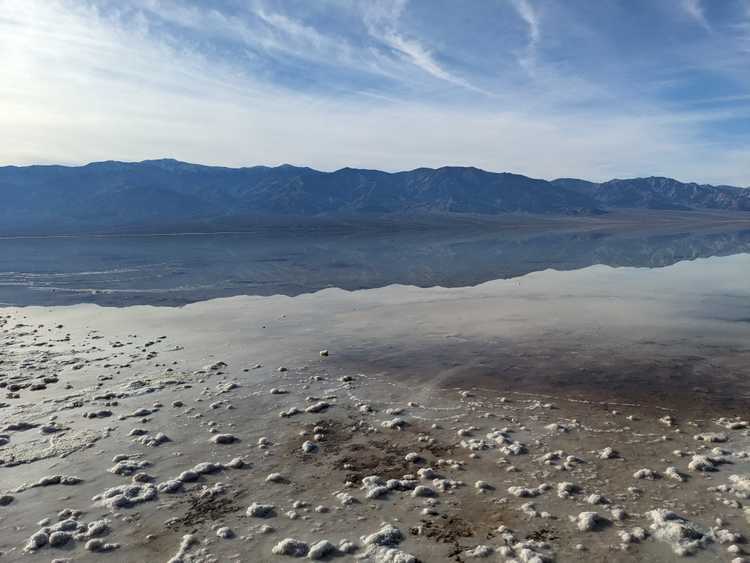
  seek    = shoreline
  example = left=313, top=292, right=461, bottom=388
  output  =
left=1, top=209, right=750, bottom=240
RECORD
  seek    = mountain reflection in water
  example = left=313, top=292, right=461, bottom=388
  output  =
left=0, top=221, right=748, bottom=306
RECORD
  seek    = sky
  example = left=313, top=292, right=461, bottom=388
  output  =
left=1, top=0, right=750, bottom=185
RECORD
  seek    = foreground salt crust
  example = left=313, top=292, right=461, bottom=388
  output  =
left=0, top=310, right=749, bottom=562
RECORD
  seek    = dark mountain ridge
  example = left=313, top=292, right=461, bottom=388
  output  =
left=0, top=159, right=748, bottom=234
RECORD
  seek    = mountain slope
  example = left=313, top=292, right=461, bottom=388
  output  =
left=0, top=159, right=747, bottom=233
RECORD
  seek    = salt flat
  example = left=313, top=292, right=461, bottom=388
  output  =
left=0, top=256, right=748, bottom=562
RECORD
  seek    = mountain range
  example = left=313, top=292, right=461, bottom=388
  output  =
left=0, top=159, right=748, bottom=234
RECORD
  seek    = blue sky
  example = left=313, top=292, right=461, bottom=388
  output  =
left=1, top=0, right=749, bottom=185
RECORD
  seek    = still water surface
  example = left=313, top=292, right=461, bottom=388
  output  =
left=0, top=222, right=748, bottom=306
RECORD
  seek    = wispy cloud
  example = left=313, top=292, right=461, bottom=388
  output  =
left=682, top=0, right=712, bottom=31
left=510, top=0, right=541, bottom=74
left=512, top=0, right=540, bottom=44
left=1, top=0, right=749, bottom=186
left=379, top=31, right=488, bottom=93
left=360, top=0, right=487, bottom=93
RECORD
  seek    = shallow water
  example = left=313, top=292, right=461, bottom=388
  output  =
left=0, top=222, right=749, bottom=306
left=6, top=250, right=749, bottom=409
left=1, top=229, right=749, bottom=562
left=2, top=221, right=749, bottom=408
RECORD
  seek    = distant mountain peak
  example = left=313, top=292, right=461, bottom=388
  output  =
left=0, top=161, right=747, bottom=234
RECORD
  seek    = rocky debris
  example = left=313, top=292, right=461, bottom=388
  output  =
left=727, top=475, right=750, bottom=499
left=497, top=540, right=551, bottom=562
left=95, top=483, right=158, bottom=509
left=272, top=538, right=309, bottom=557
left=24, top=531, right=49, bottom=552
left=49, top=530, right=74, bottom=547
left=365, top=486, right=389, bottom=500
left=586, top=493, right=608, bottom=505
left=132, top=472, right=154, bottom=483
left=248, top=503, right=276, bottom=518
left=688, top=454, right=725, bottom=472
left=633, top=468, right=660, bottom=480
left=109, top=459, right=151, bottom=476
left=3, top=311, right=750, bottom=563
left=216, top=526, right=234, bottom=539
left=665, top=466, right=687, bottom=482
left=308, top=539, right=337, bottom=559
left=40, top=422, right=65, bottom=434
left=508, top=483, right=550, bottom=498
left=197, top=482, right=227, bottom=499
left=659, top=415, right=677, bottom=427
left=192, top=461, right=223, bottom=474
left=86, top=538, right=121, bottom=552
left=3, top=421, right=37, bottom=432
left=500, top=441, right=528, bottom=456
left=574, top=511, right=608, bottom=532
left=136, top=432, right=170, bottom=447
left=15, top=474, right=82, bottom=492
left=694, top=432, right=728, bottom=443
left=258, top=436, right=273, bottom=448
left=411, top=485, right=436, bottom=498
left=226, top=456, right=245, bottom=469
left=460, top=438, right=492, bottom=451
left=647, top=509, right=713, bottom=556
left=611, top=507, right=628, bottom=521
left=464, top=545, right=494, bottom=558
left=356, top=525, right=416, bottom=562
left=557, top=482, right=579, bottom=499
left=619, top=527, right=648, bottom=545
left=157, top=479, right=184, bottom=493
left=23, top=516, right=115, bottom=553
left=433, top=478, right=463, bottom=492
left=167, top=533, right=198, bottom=563
left=178, top=470, right=200, bottom=482
left=216, top=382, right=239, bottom=394
left=363, top=524, right=404, bottom=547
left=417, top=467, right=437, bottom=479
left=83, top=410, right=113, bottom=419
left=302, top=440, right=318, bottom=453
left=305, top=401, right=330, bottom=414
left=335, top=491, right=358, bottom=505
left=715, top=528, right=743, bottom=545
left=125, top=407, right=154, bottom=418
left=716, top=418, right=748, bottom=430
left=211, top=433, right=238, bottom=444
left=381, top=418, right=407, bottom=430
left=537, top=450, right=580, bottom=469
left=357, top=546, right=417, bottom=562
left=266, top=472, right=286, bottom=483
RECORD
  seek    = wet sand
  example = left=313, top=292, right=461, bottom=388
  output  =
left=0, top=256, right=749, bottom=561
